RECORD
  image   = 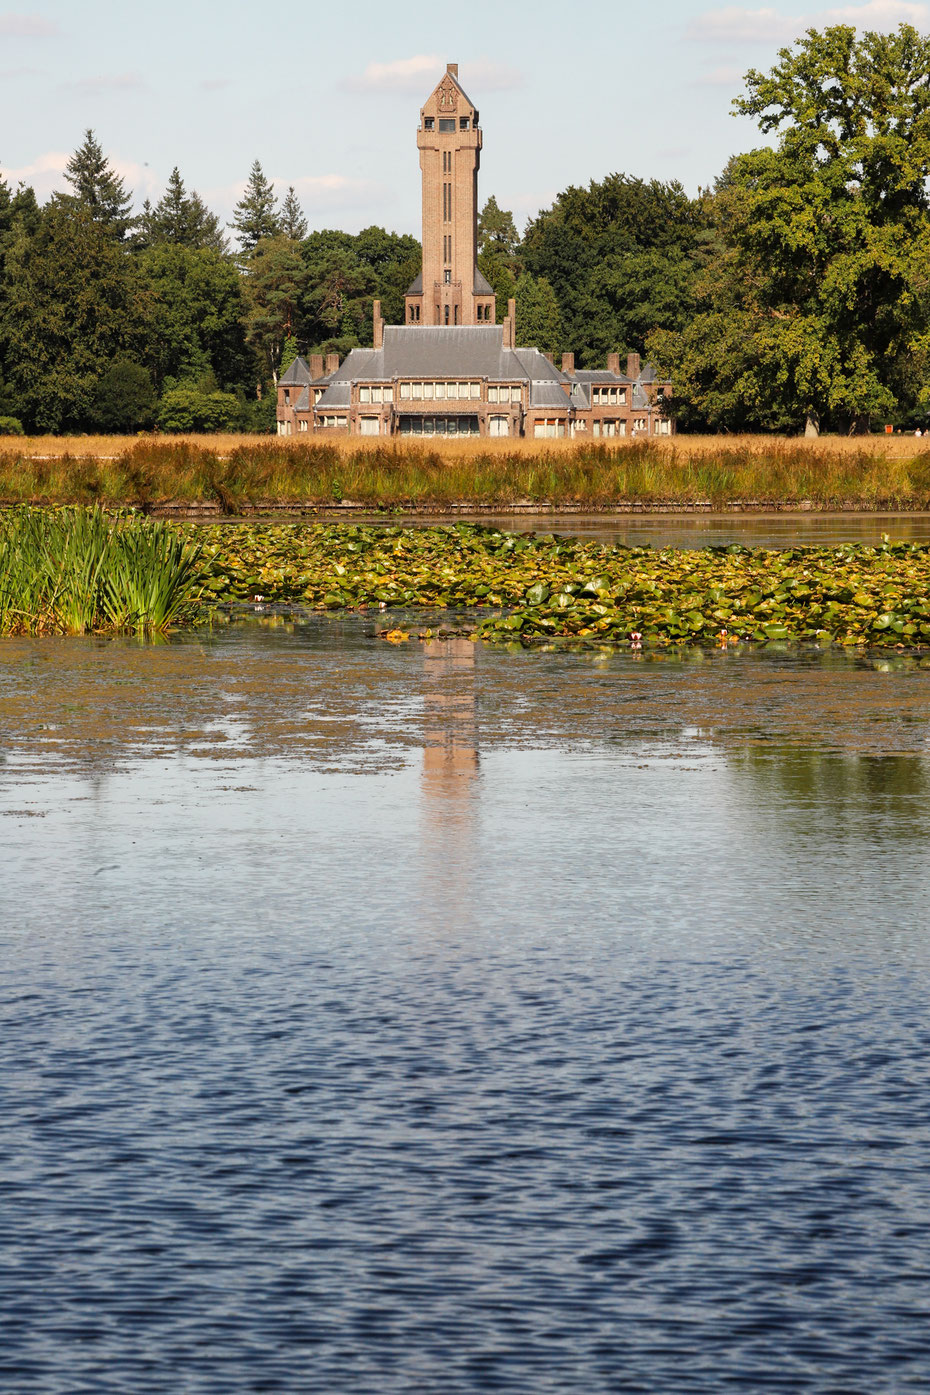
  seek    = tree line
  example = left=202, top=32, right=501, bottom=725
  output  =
left=2, top=23, right=929, bottom=436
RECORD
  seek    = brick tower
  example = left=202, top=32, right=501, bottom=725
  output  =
left=405, top=63, right=496, bottom=328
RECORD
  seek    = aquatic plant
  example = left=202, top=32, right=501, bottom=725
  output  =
left=196, top=521, right=930, bottom=649
left=0, top=507, right=205, bottom=636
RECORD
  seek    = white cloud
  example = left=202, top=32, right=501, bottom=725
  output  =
left=0, top=13, right=57, bottom=36
left=688, top=0, right=929, bottom=42
left=0, top=150, right=162, bottom=205
left=343, top=54, right=444, bottom=93
left=688, top=7, right=802, bottom=41
left=343, top=53, right=523, bottom=95
left=0, top=150, right=68, bottom=199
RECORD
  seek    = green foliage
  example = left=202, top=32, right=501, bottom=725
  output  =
left=157, top=388, right=240, bottom=433
left=280, top=187, right=308, bottom=241
left=195, top=518, right=930, bottom=650
left=92, top=359, right=157, bottom=432
left=0, top=203, right=147, bottom=432
left=514, top=273, right=562, bottom=354
left=653, top=24, right=930, bottom=432
left=231, top=161, right=280, bottom=254
left=57, top=130, right=135, bottom=240
left=139, top=243, right=250, bottom=390
left=0, top=506, right=205, bottom=635
left=299, top=226, right=420, bottom=349
left=141, top=168, right=226, bottom=252
left=0, top=416, right=23, bottom=435
left=242, top=234, right=305, bottom=382
left=522, top=174, right=710, bottom=364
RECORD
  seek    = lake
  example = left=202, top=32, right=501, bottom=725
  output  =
left=2, top=612, right=929, bottom=1392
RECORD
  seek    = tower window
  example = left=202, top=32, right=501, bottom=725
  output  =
left=439, top=118, right=455, bottom=132
left=460, top=117, right=469, bottom=130
left=424, top=117, right=434, bottom=130
left=444, top=269, right=451, bottom=284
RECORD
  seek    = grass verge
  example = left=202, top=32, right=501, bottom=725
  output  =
left=2, top=438, right=930, bottom=509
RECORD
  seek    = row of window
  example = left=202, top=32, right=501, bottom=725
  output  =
left=354, top=382, right=524, bottom=402
left=319, top=416, right=348, bottom=430
left=398, top=381, right=481, bottom=400
left=397, top=415, right=481, bottom=437
left=591, top=386, right=627, bottom=405
left=424, top=117, right=472, bottom=131
left=534, top=419, right=568, bottom=438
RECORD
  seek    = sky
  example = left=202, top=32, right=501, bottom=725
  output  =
left=0, top=0, right=927, bottom=238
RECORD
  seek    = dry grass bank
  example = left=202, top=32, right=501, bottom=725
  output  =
left=5, top=431, right=929, bottom=461
left=2, top=436, right=930, bottom=509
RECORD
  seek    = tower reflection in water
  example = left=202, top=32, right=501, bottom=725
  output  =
left=419, top=638, right=479, bottom=927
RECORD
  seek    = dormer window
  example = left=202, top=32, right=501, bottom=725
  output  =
left=424, top=116, right=434, bottom=130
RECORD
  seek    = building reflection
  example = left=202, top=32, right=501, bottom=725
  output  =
left=419, top=638, right=480, bottom=929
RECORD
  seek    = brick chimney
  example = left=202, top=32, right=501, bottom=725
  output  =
left=372, top=299, right=384, bottom=350
left=325, top=352, right=339, bottom=375
left=502, top=297, right=516, bottom=350
left=626, top=351, right=641, bottom=380
left=542, top=352, right=554, bottom=365
left=607, top=352, right=621, bottom=376
left=561, top=352, right=575, bottom=376
left=309, top=353, right=324, bottom=380
left=447, top=62, right=458, bottom=78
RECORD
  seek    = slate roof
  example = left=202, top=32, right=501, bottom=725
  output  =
left=294, top=387, right=310, bottom=411
left=406, top=272, right=423, bottom=295
left=474, top=267, right=494, bottom=295
left=308, top=326, right=669, bottom=414
left=573, top=369, right=632, bottom=384
left=279, top=355, right=311, bottom=387
left=529, top=381, right=572, bottom=408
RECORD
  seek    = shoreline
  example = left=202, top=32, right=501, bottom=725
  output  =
left=5, top=498, right=930, bottom=519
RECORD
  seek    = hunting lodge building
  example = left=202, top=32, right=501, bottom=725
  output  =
left=277, top=64, right=673, bottom=440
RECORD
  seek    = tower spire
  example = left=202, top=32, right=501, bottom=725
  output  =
left=404, top=64, right=496, bottom=327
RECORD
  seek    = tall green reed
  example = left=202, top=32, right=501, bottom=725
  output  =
left=0, top=507, right=205, bottom=636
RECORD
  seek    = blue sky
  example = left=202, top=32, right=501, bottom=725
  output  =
left=0, top=0, right=925, bottom=237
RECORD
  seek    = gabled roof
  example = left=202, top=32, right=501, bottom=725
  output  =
left=474, top=267, right=494, bottom=296
left=279, top=355, right=311, bottom=387
left=406, top=271, right=423, bottom=295
left=313, top=327, right=580, bottom=409
left=294, top=387, right=310, bottom=411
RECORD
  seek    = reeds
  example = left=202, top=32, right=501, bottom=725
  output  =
left=1, top=437, right=930, bottom=509
left=0, top=507, right=205, bottom=636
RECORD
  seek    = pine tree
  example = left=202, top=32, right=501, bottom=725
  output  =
left=146, top=168, right=226, bottom=252
left=280, top=186, right=308, bottom=241
left=231, top=160, right=280, bottom=254
left=58, top=129, right=134, bottom=239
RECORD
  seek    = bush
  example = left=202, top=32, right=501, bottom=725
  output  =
left=157, top=388, right=240, bottom=433
left=93, top=359, right=156, bottom=432
left=0, top=416, right=24, bottom=436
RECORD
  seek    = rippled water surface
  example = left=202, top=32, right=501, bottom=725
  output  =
left=3, top=614, right=930, bottom=1392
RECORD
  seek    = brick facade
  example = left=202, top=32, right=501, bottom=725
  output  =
left=276, top=64, right=674, bottom=441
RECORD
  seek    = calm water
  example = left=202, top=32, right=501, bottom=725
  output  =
left=304, top=509, right=930, bottom=548
left=2, top=615, right=930, bottom=1392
